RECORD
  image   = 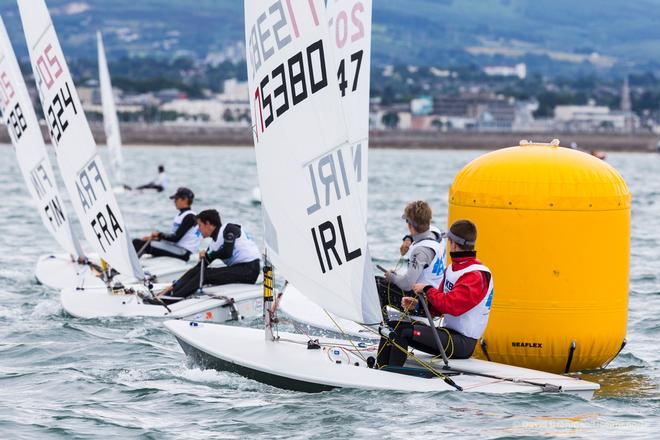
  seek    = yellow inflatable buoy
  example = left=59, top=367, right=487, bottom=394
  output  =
left=449, top=140, right=630, bottom=373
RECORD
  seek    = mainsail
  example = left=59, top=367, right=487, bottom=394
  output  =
left=0, top=16, right=81, bottom=258
left=97, top=31, right=124, bottom=186
left=245, top=0, right=380, bottom=324
left=327, top=0, right=371, bottom=217
left=17, top=0, right=143, bottom=280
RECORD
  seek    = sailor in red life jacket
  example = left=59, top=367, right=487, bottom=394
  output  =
left=376, top=220, right=493, bottom=368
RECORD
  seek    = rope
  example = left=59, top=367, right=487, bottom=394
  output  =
left=322, top=310, right=369, bottom=363
left=357, top=323, right=454, bottom=383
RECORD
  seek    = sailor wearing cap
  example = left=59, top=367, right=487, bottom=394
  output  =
left=377, top=219, right=494, bottom=367
left=132, top=187, right=201, bottom=261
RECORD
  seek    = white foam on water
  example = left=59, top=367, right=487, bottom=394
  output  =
left=30, top=299, right=62, bottom=319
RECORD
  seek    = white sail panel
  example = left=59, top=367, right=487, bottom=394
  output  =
left=327, top=0, right=371, bottom=217
left=245, top=0, right=380, bottom=324
left=0, top=16, right=81, bottom=258
left=97, top=31, right=123, bottom=185
left=17, top=0, right=143, bottom=280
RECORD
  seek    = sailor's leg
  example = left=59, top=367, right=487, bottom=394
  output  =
left=408, top=326, right=477, bottom=360
left=169, top=263, right=203, bottom=298
left=133, top=238, right=148, bottom=253
left=377, top=322, right=414, bottom=368
left=203, top=260, right=260, bottom=286
left=136, top=183, right=158, bottom=190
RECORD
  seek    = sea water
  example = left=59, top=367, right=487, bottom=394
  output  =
left=0, top=145, right=658, bottom=439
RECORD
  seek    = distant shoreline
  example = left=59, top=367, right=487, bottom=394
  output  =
left=2, top=122, right=659, bottom=152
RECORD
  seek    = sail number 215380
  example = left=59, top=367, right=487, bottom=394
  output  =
left=253, top=39, right=328, bottom=138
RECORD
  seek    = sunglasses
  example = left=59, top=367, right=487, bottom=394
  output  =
left=402, top=215, right=419, bottom=228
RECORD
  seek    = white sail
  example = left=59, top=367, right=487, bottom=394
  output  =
left=97, top=31, right=123, bottom=185
left=17, top=0, right=143, bottom=280
left=327, top=0, right=371, bottom=217
left=0, top=16, right=81, bottom=258
left=245, top=0, right=380, bottom=324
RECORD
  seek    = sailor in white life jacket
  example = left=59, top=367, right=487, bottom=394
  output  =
left=377, top=219, right=494, bottom=367
left=378, top=201, right=446, bottom=318
left=136, top=164, right=168, bottom=192
left=132, top=187, right=201, bottom=261
left=147, top=209, right=261, bottom=303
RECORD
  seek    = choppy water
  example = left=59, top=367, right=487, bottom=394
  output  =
left=0, top=145, right=658, bottom=439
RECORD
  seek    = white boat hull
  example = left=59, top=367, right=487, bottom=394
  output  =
left=35, top=252, right=192, bottom=290
left=164, top=321, right=599, bottom=398
left=35, top=253, right=105, bottom=289
left=61, top=283, right=263, bottom=321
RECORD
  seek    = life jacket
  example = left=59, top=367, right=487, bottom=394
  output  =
left=409, top=237, right=446, bottom=287
left=157, top=172, right=169, bottom=190
left=208, top=223, right=261, bottom=266
left=441, top=261, right=494, bottom=339
left=172, top=209, right=201, bottom=253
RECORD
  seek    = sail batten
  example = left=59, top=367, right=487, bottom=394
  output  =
left=245, top=0, right=380, bottom=324
left=0, top=16, right=81, bottom=258
left=17, top=0, right=143, bottom=280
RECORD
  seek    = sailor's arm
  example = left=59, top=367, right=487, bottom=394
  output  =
left=387, top=246, right=435, bottom=291
left=414, top=271, right=489, bottom=316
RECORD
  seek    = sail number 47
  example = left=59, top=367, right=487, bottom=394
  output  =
left=337, top=50, right=363, bottom=97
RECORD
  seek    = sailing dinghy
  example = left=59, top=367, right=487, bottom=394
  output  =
left=166, top=0, right=599, bottom=398
left=5, top=3, right=193, bottom=290
left=18, top=0, right=262, bottom=322
left=0, top=16, right=107, bottom=286
left=97, top=31, right=128, bottom=194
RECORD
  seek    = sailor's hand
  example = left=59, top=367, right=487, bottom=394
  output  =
left=412, top=283, right=426, bottom=295
left=141, top=235, right=151, bottom=241
left=401, top=296, right=418, bottom=311
left=384, top=270, right=396, bottom=281
left=400, top=238, right=412, bottom=256
left=199, top=250, right=207, bottom=260
left=150, top=231, right=161, bottom=240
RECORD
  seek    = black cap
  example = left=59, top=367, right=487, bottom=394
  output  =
left=169, top=187, right=194, bottom=201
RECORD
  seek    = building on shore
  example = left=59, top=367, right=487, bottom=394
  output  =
left=553, top=101, right=639, bottom=132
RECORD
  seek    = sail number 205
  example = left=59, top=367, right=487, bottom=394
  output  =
left=253, top=39, right=328, bottom=138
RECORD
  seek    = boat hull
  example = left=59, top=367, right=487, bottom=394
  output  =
left=164, top=320, right=598, bottom=398
left=61, top=283, right=263, bottom=321
left=35, top=252, right=192, bottom=290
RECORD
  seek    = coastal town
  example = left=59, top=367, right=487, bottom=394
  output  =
left=37, top=53, right=659, bottom=151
